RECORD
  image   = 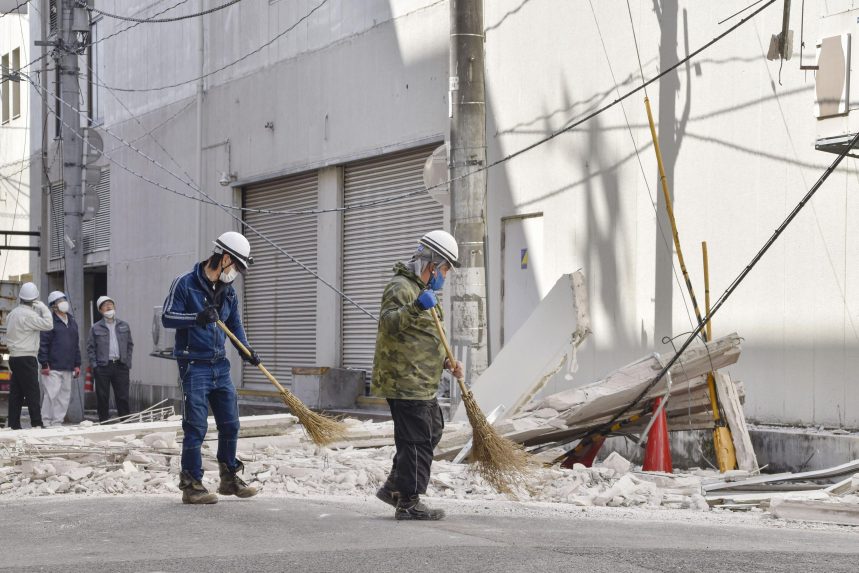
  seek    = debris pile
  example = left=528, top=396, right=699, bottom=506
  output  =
left=0, top=419, right=709, bottom=510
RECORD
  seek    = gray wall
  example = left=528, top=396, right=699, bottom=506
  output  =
left=27, top=0, right=859, bottom=428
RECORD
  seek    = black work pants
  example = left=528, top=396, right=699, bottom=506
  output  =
left=95, top=361, right=131, bottom=422
left=384, top=398, right=444, bottom=498
left=7, top=356, right=42, bottom=429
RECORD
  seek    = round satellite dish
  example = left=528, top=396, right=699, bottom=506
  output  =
left=423, top=144, right=450, bottom=206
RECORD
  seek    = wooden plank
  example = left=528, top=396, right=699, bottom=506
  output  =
left=714, top=372, right=759, bottom=472
left=771, top=499, right=859, bottom=526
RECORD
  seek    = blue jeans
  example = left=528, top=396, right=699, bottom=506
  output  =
left=179, top=358, right=240, bottom=480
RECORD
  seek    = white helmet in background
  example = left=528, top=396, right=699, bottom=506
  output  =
left=96, top=295, right=115, bottom=311
left=19, top=282, right=39, bottom=302
left=419, top=230, right=460, bottom=268
left=213, top=231, right=253, bottom=269
left=47, top=291, right=67, bottom=305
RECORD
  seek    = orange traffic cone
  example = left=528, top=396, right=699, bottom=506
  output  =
left=642, top=397, right=672, bottom=473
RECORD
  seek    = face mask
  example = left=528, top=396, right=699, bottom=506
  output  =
left=428, top=267, right=446, bottom=291
left=57, top=301, right=70, bottom=313
left=220, top=265, right=239, bottom=284
left=103, top=310, right=116, bottom=320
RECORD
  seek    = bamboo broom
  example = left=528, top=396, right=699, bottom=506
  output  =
left=429, top=308, right=532, bottom=493
left=216, top=320, right=346, bottom=446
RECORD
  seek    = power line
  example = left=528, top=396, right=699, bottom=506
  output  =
left=1, top=10, right=31, bottom=280
left=23, top=71, right=380, bottom=321
left=0, top=0, right=29, bottom=23
left=87, top=0, right=192, bottom=47
left=588, top=0, right=697, bottom=332
left=80, top=0, right=242, bottom=24
left=26, top=0, right=777, bottom=320
left=89, top=0, right=328, bottom=93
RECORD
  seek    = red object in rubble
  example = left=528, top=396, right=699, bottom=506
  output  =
left=642, top=397, right=673, bottom=473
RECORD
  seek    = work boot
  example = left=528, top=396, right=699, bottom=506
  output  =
left=375, top=486, right=399, bottom=508
left=178, top=471, right=218, bottom=505
left=217, top=461, right=258, bottom=498
left=395, top=495, right=445, bottom=521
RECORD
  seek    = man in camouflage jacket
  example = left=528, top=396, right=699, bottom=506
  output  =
left=372, top=230, right=463, bottom=521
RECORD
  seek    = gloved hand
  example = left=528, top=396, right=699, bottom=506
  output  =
left=414, top=289, right=438, bottom=311
left=195, top=306, right=219, bottom=327
left=242, top=347, right=262, bottom=367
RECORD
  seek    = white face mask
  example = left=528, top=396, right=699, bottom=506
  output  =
left=103, top=310, right=116, bottom=320
left=220, top=265, right=239, bottom=284
left=57, top=301, right=70, bottom=313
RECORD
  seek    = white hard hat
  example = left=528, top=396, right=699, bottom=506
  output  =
left=19, top=282, right=39, bottom=302
left=96, top=295, right=115, bottom=310
left=213, top=231, right=253, bottom=269
left=419, top=230, right=460, bottom=268
left=47, top=291, right=67, bottom=305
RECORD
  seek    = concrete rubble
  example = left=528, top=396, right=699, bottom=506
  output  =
left=0, top=417, right=712, bottom=511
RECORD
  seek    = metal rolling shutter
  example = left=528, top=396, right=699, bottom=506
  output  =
left=49, top=169, right=111, bottom=260
left=83, top=169, right=110, bottom=252
left=243, top=171, right=318, bottom=387
left=342, top=144, right=444, bottom=373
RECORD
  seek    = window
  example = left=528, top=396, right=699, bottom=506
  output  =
left=1, top=53, right=9, bottom=124
left=11, top=48, right=20, bottom=120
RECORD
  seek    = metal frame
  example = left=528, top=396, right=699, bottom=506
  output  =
left=815, top=134, right=859, bottom=158
left=0, top=230, right=40, bottom=254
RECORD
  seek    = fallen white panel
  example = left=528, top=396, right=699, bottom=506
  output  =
left=704, top=459, right=859, bottom=493
left=454, top=271, right=591, bottom=423
left=771, top=498, right=859, bottom=526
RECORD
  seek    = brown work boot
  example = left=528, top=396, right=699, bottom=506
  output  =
left=179, top=471, right=218, bottom=505
left=395, top=495, right=445, bottom=521
left=217, top=461, right=258, bottom=498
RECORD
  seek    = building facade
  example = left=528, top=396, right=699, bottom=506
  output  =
left=27, top=0, right=859, bottom=427
left=0, top=2, right=31, bottom=280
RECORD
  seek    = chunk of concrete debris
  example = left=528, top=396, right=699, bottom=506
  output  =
left=598, top=452, right=632, bottom=475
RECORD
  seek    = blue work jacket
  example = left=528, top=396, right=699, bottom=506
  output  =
left=161, top=262, right=250, bottom=361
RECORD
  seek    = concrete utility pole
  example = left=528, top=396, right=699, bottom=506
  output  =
left=449, top=0, right=489, bottom=385
left=59, top=0, right=85, bottom=422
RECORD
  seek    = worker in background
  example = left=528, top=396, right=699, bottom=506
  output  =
left=38, top=291, right=81, bottom=427
left=86, top=296, right=133, bottom=423
left=372, top=230, right=464, bottom=521
left=5, top=283, right=54, bottom=429
left=162, top=231, right=260, bottom=504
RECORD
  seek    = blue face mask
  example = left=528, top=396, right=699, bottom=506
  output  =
left=428, top=267, right=446, bottom=291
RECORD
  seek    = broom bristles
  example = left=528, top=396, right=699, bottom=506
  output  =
left=460, top=389, right=533, bottom=494
left=279, top=389, right=347, bottom=446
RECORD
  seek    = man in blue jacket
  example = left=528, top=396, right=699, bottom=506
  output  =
left=38, top=291, right=81, bottom=427
left=162, top=231, right=260, bottom=504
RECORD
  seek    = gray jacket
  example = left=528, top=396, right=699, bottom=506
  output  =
left=86, top=319, right=134, bottom=369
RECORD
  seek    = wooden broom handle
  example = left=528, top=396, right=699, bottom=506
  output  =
left=216, top=320, right=287, bottom=394
left=430, top=307, right=466, bottom=388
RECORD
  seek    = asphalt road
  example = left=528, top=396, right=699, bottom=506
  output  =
left=2, top=495, right=858, bottom=572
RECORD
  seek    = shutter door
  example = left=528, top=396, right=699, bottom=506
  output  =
left=342, top=144, right=444, bottom=373
left=49, top=168, right=111, bottom=259
left=49, top=182, right=63, bottom=260
left=82, top=168, right=110, bottom=252
left=243, top=171, right=318, bottom=387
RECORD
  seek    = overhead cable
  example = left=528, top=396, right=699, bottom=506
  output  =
left=79, top=0, right=242, bottom=24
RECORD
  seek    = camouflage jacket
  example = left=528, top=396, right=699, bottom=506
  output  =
left=371, top=262, right=445, bottom=400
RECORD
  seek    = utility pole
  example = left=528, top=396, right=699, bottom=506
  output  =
left=59, top=0, right=85, bottom=422
left=449, top=0, right=489, bottom=386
